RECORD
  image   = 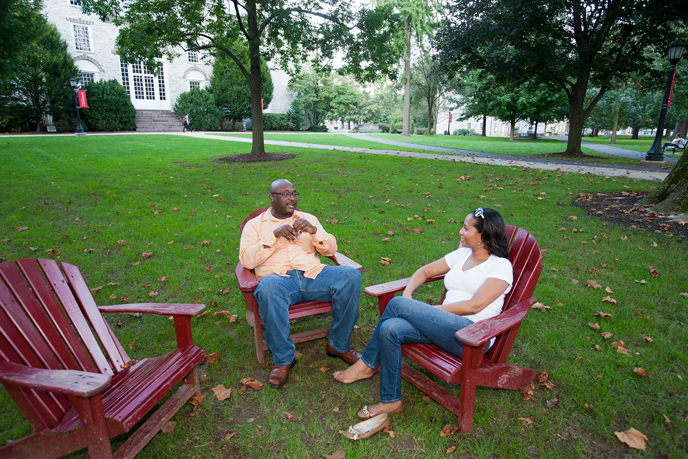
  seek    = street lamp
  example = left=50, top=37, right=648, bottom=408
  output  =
left=644, top=40, right=685, bottom=162
left=69, top=78, right=86, bottom=137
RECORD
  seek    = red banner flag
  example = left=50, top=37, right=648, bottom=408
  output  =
left=668, top=69, right=677, bottom=108
left=78, top=90, right=88, bottom=108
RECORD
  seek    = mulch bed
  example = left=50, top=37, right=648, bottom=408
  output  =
left=572, top=191, right=688, bottom=241
left=215, top=153, right=296, bottom=164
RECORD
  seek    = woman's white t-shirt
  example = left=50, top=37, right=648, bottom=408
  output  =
left=443, top=247, right=513, bottom=323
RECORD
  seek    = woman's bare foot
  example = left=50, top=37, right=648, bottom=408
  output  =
left=333, top=359, right=375, bottom=384
left=357, top=400, right=403, bottom=419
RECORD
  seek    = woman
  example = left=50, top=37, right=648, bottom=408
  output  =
left=334, top=207, right=513, bottom=420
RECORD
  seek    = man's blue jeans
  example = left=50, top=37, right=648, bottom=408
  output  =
left=360, top=296, right=475, bottom=404
left=254, top=266, right=362, bottom=367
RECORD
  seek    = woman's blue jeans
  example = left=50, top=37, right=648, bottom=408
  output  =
left=360, top=296, right=475, bottom=404
left=254, top=266, right=362, bottom=367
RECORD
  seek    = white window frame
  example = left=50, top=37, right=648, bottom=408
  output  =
left=70, top=0, right=82, bottom=5
left=79, top=72, right=96, bottom=86
left=189, top=80, right=201, bottom=90
left=188, top=51, right=199, bottom=63
left=72, top=24, right=92, bottom=52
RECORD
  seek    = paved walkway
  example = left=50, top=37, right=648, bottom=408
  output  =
left=201, top=132, right=671, bottom=182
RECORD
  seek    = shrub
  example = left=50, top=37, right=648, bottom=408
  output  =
left=173, top=88, right=222, bottom=131
left=79, top=80, right=136, bottom=131
left=287, top=108, right=306, bottom=131
left=414, top=127, right=428, bottom=135
left=263, top=113, right=294, bottom=131
left=358, top=124, right=382, bottom=134
left=306, top=124, right=328, bottom=132
left=221, top=118, right=244, bottom=131
left=378, top=123, right=390, bottom=133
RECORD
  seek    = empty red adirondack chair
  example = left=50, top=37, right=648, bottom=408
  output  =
left=364, top=226, right=543, bottom=433
left=0, top=259, right=206, bottom=459
left=235, top=206, right=363, bottom=363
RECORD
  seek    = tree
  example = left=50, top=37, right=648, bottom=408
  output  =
left=288, top=69, right=336, bottom=127
left=209, top=47, right=273, bottom=122
left=410, top=53, right=458, bottom=135
left=82, top=0, right=401, bottom=155
left=436, top=0, right=688, bottom=156
left=2, top=7, right=78, bottom=131
left=374, top=0, right=441, bottom=137
left=173, top=87, right=223, bottom=131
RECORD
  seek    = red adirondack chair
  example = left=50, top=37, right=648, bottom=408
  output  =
left=235, top=206, right=363, bottom=363
left=0, top=258, right=206, bottom=459
left=364, top=225, right=543, bottom=433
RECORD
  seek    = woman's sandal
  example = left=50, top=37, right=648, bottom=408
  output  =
left=357, top=404, right=403, bottom=420
left=344, top=413, right=390, bottom=441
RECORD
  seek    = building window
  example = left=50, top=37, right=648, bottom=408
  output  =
left=133, top=75, right=144, bottom=99
left=157, top=66, right=166, bottom=100
left=70, top=0, right=82, bottom=5
left=189, top=81, right=201, bottom=90
left=188, top=51, right=199, bottom=63
left=79, top=72, right=95, bottom=86
left=467, top=122, right=472, bottom=130
left=73, top=24, right=91, bottom=52
left=120, top=61, right=130, bottom=95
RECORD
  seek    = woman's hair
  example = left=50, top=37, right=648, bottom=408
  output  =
left=470, top=208, right=509, bottom=258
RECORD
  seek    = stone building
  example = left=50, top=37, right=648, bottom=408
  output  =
left=42, top=0, right=292, bottom=130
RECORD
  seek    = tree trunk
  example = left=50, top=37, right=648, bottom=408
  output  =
left=611, top=106, right=619, bottom=144
left=247, top=1, right=265, bottom=155
left=482, top=115, right=486, bottom=136
left=631, top=126, right=639, bottom=139
left=531, top=121, right=538, bottom=140
left=564, top=83, right=588, bottom=155
left=402, top=15, right=411, bottom=137
left=640, top=151, right=688, bottom=212
left=509, top=119, right=515, bottom=142
left=676, top=120, right=687, bottom=137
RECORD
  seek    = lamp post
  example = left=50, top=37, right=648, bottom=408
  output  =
left=447, top=112, right=452, bottom=135
left=644, top=40, right=685, bottom=162
left=69, top=78, right=86, bottom=137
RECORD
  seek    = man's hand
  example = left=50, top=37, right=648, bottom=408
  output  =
left=293, top=219, right=316, bottom=235
left=273, top=224, right=301, bottom=241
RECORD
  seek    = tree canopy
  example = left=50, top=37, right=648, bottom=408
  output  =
left=82, top=0, right=401, bottom=155
left=436, top=0, right=688, bottom=156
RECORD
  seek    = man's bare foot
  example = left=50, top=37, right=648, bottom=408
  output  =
left=357, top=400, right=403, bottom=419
left=333, top=359, right=375, bottom=384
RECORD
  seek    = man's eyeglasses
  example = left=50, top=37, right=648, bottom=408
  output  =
left=271, top=191, right=298, bottom=198
left=474, top=207, right=484, bottom=219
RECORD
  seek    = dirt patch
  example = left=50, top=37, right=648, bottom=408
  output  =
left=536, top=152, right=610, bottom=161
left=215, top=153, right=296, bottom=164
left=572, top=191, right=688, bottom=240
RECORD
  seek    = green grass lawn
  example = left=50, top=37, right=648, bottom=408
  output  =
left=1, top=135, right=686, bottom=458
left=580, top=136, right=656, bottom=152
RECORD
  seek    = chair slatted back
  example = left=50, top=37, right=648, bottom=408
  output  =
left=240, top=206, right=269, bottom=233
left=0, top=259, right=128, bottom=431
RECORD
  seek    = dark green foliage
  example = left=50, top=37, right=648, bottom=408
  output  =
left=287, top=107, right=306, bottom=131
left=209, top=51, right=273, bottom=121
left=306, top=124, right=328, bottom=132
left=172, top=88, right=222, bottom=131
left=79, top=80, right=136, bottom=131
left=262, top=114, right=294, bottom=131
left=1, top=2, right=78, bottom=131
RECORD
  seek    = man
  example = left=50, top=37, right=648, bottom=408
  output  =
left=662, top=133, right=682, bottom=151
left=182, top=113, right=191, bottom=132
left=239, top=179, right=362, bottom=388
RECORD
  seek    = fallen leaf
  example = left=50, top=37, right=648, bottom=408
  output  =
left=541, top=380, right=555, bottom=390
left=325, top=452, right=346, bottom=459
left=440, top=424, right=457, bottom=437
left=643, top=337, right=653, bottom=343
left=240, top=377, right=263, bottom=390
left=680, top=292, right=688, bottom=297
left=319, top=366, right=330, bottom=373
left=649, top=266, right=658, bottom=278
left=219, top=288, right=232, bottom=294
left=332, top=406, right=339, bottom=412
left=570, top=279, right=579, bottom=284
left=158, top=276, right=168, bottom=281
left=142, top=252, right=152, bottom=258
left=200, top=374, right=208, bottom=382
left=620, top=236, right=628, bottom=240
left=678, top=375, right=683, bottom=381
left=602, top=296, right=617, bottom=304
left=383, top=426, right=395, bottom=438
left=422, top=395, right=430, bottom=402
left=446, top=446, right=456, bottom=454
left=127, top=339, right=137, bottom=348
left=519, top=417, right=533, bottom=427
left=605, top=286, right=613, bottom=293
left=184, top=245, right=193, bottom=250
left=583, top=403, right=593, bottom=409
left=284, top=412, right=298, bottom=421
left=519, top=382, right=536, bottom=401
left=212, top=384, right=232, bottom=401
left=128, top=312, right=142, bottom=318
left=588, top=323, right=600, bottom=330
left=117, top=240, right=127, bottom=245
left=633, top=310, right=649, bottom=319
left=410, top=227, right=423, bottom=233
left=585, top=280, right=602, bottom=289
left=201, top=240, right=210, bottom=245
left=546, top=398, right=560, bottom=408
left=567, top=216, right=578, bottom=221
left=131, top=261, right=140, bottom=266
left=535, top=371, right=549, bottom=383
left=221, top=432, right=236, bottom=441
left=148, top=291, right=157, bottom=297
left=46, top=248, right=60, bottom=255
left=161, top=421, right=176, bottom=433
left=663, top=414, right=670, bottom=423
left=532, top=302, right=551, bottom=310
left=379, top=257, right=391, bottom=265
left=614, top=427, right=647, bottom=450
left=596, top=374, right=603, bottom=380
left=203, top=351, right=219, bottom=364
left=594, top=311, right=612, bottom=318
left=295, top=350, right=303, bottom=359
left=120, top=360, right=136, bottom=369
left=601, top=332, right=612, bottom=339
left=381, top=237, right=391, bottom=242
left=633, top=367, right=648, bottom=377
left=595, top=345, right=601, bottom=351
left=189, top=395, right=204, bottom=406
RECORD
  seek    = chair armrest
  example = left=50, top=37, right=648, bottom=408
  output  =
left=235, top=262, right=259, bottom=292
left=329, top=252, right=363, bottom=271
left=364, top=274, right=445, bottom=298
left=455, top=298, right=536, bottom=347
left=0, top=361, right=110, bottom=398
left=98, top=303, right=206, bottom=316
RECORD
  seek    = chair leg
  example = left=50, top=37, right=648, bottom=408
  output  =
left=253, top=318, right=265, bottom=364
left=184, top=367, right=202, bottom=396
left=457, top=377, right=477, bottom=433
left=69, top=395, right=113, bottom=459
